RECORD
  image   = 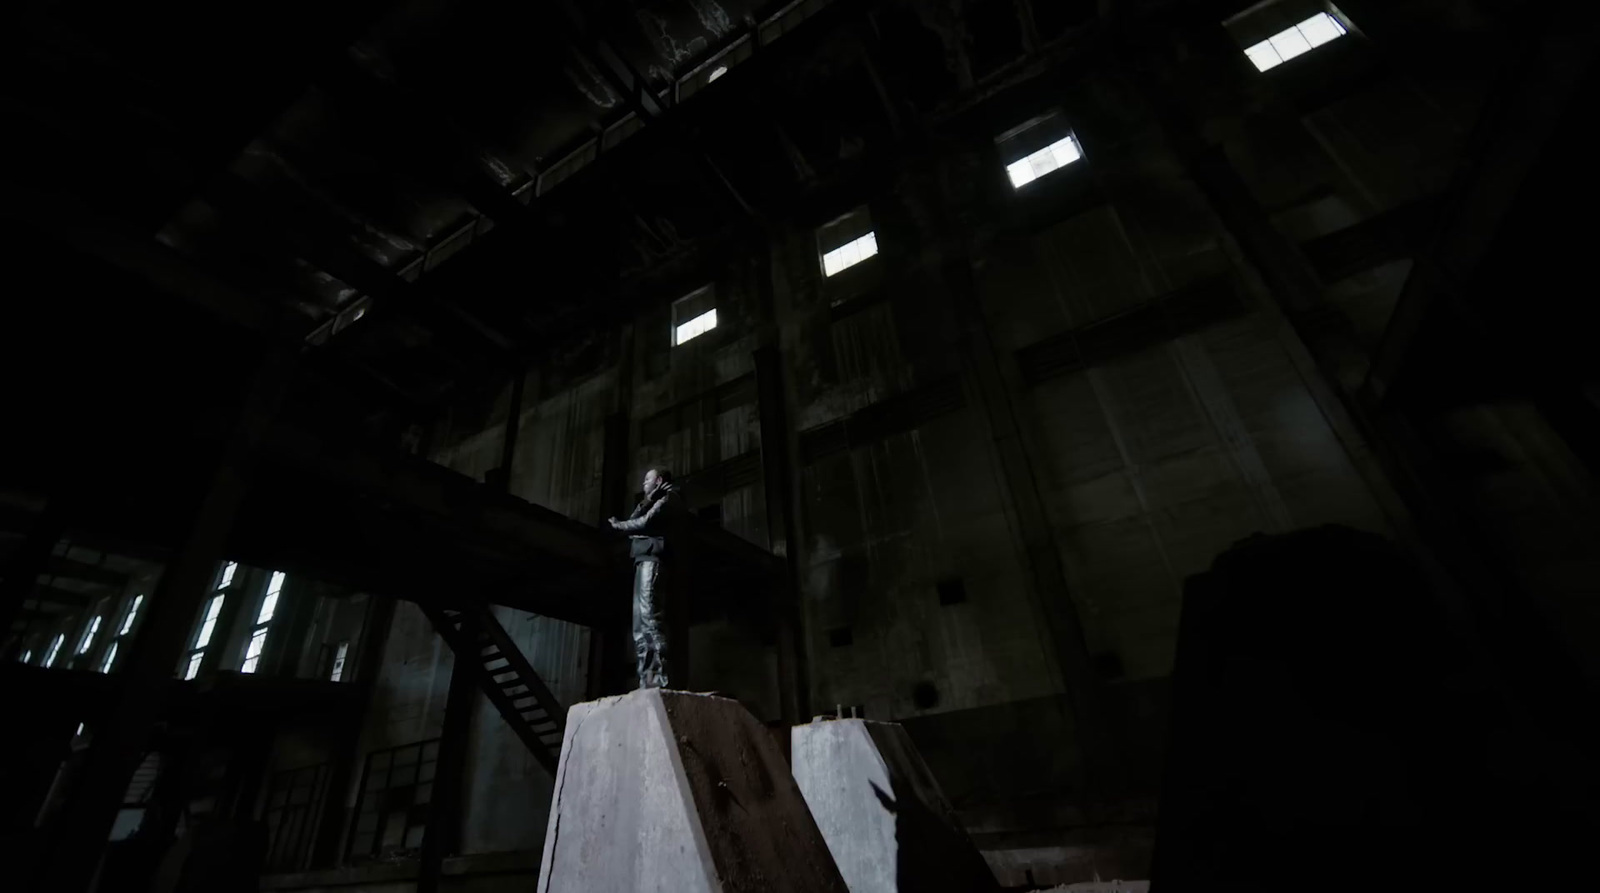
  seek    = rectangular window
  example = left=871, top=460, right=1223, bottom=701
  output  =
left=671, top=286, right=717, bottom=347
left=19, top=650, right=32, bottom=664
left=101, top=593, right=143, bottom=674
left=674, top=308, right=718, bottom=345
left=241, top=571, right=286, bottom=674
left=817, top=207, right=878, bottom=279
left=194, top=595, right=225, bottom=649
left=1243, top=12, right=1346, bottom=70
left=330, top=641, right=350, bottom=682
left=77, top=615, right=103, bottom=655
left=347, top=740, right=440, bottom=860
left=821, top=233, right=878, bottom=277
left=119, top=595, right=143, bottom=636
left=997, top=111, right=1083, bottom=190
left=183, top=562, right=236, bottom=680
left=1005, top=135, right=1082, bottom=189
left=263, top=763, right=331, bottom=872
left=43, top=634, right=65, bottom=668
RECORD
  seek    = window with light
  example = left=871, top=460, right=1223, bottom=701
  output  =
left=183, top=561, right=236, bottom=680
left=997, top=111, right=1084, bottom=191
left=817, top=207, right=878, bottom=278
left=241, top=571, right=285, bottom=674
left=1242, top=12, right=1347, bottom=71
left=671, top=286, right=718, bottom=347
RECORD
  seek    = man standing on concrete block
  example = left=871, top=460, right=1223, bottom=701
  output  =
left=608, top=466, right=684, bottom=689
left=792, top=716, right=1000, bottom=893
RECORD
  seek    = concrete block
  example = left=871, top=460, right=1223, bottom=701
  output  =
left=536, top=689, right=849, bottom=893
left=791, top=718, right=999, bottom=893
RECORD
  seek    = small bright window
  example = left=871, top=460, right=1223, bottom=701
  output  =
left=20, top=649, right=33, bottom=664
left=240, top=628, right=269, bottom=674
left=43, top=634, right=65, bottom=668
left=119, top=595, right=143, bottom=636
left=817, top=206, right=878, bottom=279
left=258, top=572, right=285, bottom=624
left=671, top=286, right=717, bottom=347
left=100, top=642, right=119, bottom=674
left=675, top=308, right=718, bottom=345
left=218, top=561, right=238, bottom=589
left=821, top=232, right=878, bottom=277
left=241, top=571, right=286, bottom=674
left=1242, top=12, right=1347, bottom=71
left=194, top=595, right=225, bottom=649
left=78, top=615, right=103, bottom=655
left=708, top=65, right=728, bottom=82
left=1005, top=135, right=1083, bottom=189
left=76, top=723, right=86, bottom=737
left=330, top=641, right=350, bottom=682
left=183, top=652, right=203, bottom=681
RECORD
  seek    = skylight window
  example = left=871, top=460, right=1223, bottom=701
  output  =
left=675, top=308, right=718, bottom=346
left=1006, top=135, right=1083, bottom=189
left=1243, top=12, right=1347, bottom=71
left=821, top=232, right=878, bottom=277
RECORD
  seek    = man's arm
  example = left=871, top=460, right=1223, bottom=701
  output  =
left=610, top=494, right=670, bottom=533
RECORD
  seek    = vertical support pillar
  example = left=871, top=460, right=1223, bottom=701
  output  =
left=40, top=345, right=299, bottom=893
left=939, top=253, right=1121, bottom=797
left=487, top=367, right=528, bottom=491
left=591, top=325, right=635, bottom=699
left=417, top=648, right=474, bottom=893
left=754, top=344, right=809, bottom=728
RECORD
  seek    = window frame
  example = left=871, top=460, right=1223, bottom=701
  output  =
left=816, top=207, right=878, bottom=278
left=996, top=111, right=1085, bottom=190
left=241, top=571, right=286, bottom=674
left=346, top=739, right=441, bottom=861
left=671, top=285, right=718, bottom=347
left=182, top=561, right=236, bottom=680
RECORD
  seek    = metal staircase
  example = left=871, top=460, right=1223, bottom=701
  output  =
left=421, top=604, right=566, bottom=774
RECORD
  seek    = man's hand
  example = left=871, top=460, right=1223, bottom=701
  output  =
left=607, top=517, right=621, bottom=530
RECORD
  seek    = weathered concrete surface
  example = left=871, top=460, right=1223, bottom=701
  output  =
left=791, top=717, right=998, bottom=893
left=537, top=689, right=848, bottom=893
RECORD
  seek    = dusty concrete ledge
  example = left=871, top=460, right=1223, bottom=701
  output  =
left=791, top=717, right=999, bottom=893
left=537, top=688, right=848, bottom=893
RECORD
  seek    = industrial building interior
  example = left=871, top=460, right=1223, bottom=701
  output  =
left=3, top=0, right=1597, bottom=889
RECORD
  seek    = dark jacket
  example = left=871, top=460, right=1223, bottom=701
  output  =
left=614, top=482, right=684, bottom=562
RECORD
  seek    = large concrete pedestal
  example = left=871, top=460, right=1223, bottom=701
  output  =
left=791, top=718, right=999, bottom=893
left=536, top=689, right=849, bottom=893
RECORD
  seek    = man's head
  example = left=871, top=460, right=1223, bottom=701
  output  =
left=642, top=467, right=673, bottom=497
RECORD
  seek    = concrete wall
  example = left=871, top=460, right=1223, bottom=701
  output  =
left=396, top=1, right=1556, bottom=884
